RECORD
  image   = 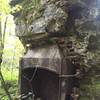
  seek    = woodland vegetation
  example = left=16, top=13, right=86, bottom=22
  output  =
left=0, top=0, right=24, bottom=99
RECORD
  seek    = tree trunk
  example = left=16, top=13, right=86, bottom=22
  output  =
left=0, top=16, right=12, bottom=100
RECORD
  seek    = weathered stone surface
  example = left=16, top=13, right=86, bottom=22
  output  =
left=15, top=1, right=67, bottom=37
left=14, top=0, right=99, bottom=38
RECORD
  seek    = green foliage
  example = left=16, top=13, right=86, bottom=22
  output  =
left=0, top=0, right=10, bottom=15
left=12, top=0, right=42, bottom=23
left=0, top=70, right=18, bottom=100
left=11, top=5, right=22, bottom=14
left=0, top=15, right=24, bottom=99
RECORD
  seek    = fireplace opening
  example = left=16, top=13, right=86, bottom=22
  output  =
left=21, top=67, right=59, bottom=100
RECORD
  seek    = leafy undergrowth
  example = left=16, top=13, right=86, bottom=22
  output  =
left=0, top=67, right=19, bottom=100
left=80, top=77, right=100, bottom=100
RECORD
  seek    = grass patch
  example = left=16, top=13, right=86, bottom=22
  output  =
left=0, top=67, right=19, bottom=99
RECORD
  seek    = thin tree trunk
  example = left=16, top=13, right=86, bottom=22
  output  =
left=0, top=16, right=12, bottom=100
left=0, top=71, right=12, bottom=100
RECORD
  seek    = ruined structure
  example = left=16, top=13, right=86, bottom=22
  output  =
left=10, top=0, right=100, bottom=100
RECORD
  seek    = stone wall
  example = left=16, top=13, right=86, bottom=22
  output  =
left=11, top=0, right=100, bottom=99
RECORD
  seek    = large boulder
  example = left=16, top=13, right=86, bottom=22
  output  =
left=14, top=0, right=68, bottom=45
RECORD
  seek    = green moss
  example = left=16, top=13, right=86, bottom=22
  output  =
left=80, top=96, right=91, bottom=100
left=16, top=0, right=42, bottom=23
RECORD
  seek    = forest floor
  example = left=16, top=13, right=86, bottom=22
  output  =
left=0, top=68, right=18, bottom=100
